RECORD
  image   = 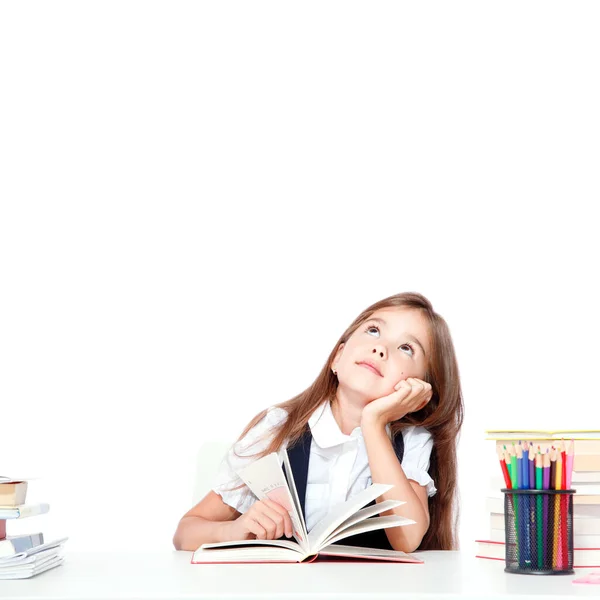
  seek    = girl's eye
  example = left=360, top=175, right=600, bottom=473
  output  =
left=398, top=344, right=415, bottom=356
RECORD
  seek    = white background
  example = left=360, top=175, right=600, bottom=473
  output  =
left=1, top=1, right=598, bottom=554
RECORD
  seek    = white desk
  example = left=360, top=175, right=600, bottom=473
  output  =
left=0, top=551, right=598, bottom=599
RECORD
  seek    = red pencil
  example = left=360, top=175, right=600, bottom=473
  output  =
left=498, top=446, right=512, bottom=488
left=560, top=439, right=568, bottom=568
left=560, top=439, right=567, bottom=488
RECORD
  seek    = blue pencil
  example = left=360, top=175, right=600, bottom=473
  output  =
left=517, top=443, right=523, bottom=489
left=528, top=446, right=536, bottom=566
left=523, top=442, right=530, bottom=489
left=528, top=449, right=535, bottom=490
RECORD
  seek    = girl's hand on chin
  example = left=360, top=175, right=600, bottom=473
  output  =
left=361, top=377, right=432, bottom=428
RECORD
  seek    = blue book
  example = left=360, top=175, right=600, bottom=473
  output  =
left=0, top=533, right=44, bottom=558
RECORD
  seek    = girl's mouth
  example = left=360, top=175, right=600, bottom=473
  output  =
left=357, top=362, right=383, bottom=377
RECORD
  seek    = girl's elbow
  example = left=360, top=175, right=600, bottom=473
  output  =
left=172, top=526, right=184, bottom=551
left=391, top=524, right=428, bottom=553
left=173, top=519, right=193, bottom=551
left=392, top=537, right=421, bottom=554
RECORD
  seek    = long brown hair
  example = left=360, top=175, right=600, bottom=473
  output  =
left=234, top=292, right=464, bottom=550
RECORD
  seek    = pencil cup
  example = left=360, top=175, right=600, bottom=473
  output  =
left=502, top=489, right=574, bottom=575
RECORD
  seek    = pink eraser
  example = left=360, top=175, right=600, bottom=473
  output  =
left=572, top=572, right=600, bottom=585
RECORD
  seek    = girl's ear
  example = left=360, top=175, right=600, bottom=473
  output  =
left=332, top=343, right=345, bottom=365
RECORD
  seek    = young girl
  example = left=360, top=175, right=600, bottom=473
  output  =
left=173, top=292, right=464, bottom=553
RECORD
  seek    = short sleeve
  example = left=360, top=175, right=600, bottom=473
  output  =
left=212, top=407, right=288, bottom=513
left=401, top=426, right=437, bottom=497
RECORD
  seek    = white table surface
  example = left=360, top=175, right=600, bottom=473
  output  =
left=1, top=550, right=599, bottom=599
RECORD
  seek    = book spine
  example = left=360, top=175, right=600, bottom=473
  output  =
left=0, top=504, right=49, bottom=519
left=0, top=482, right=28, bottom=506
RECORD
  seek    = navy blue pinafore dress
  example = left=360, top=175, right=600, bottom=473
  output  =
left=285, top=426, right=405, bottom=550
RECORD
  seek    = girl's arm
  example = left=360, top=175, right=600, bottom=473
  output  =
left=361, top=419, right=430, bottom=553
left=172, top=491, right=293, bottom=551
left=359, top=377, right=434, bottom=552
left=173, top=491, right=241, bottom=551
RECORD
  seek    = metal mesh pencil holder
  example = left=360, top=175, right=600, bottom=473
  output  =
left=502, top=489, right=574, bottom=575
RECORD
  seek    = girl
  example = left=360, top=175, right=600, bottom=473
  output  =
left=173, top=292, right=464, bottom=553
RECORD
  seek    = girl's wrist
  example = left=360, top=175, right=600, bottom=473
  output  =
left=220, top=519, right=242, bottom=543
left=360, top=411, right=388, bottom=433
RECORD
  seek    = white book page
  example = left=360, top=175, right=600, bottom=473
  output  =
left=0, top=538, right=67, bottom=563
left=307, top=483, right=393, bottom=551
left=236, top=452, right=307, bottom=550
left=318, top=544, right=423, bottom=563
left=326, top=515, right=414, bottom=546
left=329, top=499, right=404, bottom=539
left=281, top=449, right=309, bottom=543
left=0, top=556, right=64, bottom=578
left=193, top=547, right=303, bottom=563
left=200, top=538, right=302, bottom=552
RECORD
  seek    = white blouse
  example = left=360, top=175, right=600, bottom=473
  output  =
left=212, top=401, right=437, bottom=532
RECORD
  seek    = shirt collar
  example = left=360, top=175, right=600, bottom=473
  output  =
left=307, top=400, right=392, bottom=449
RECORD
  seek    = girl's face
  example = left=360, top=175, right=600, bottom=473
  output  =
left=332, top=307, right=431, bottom=399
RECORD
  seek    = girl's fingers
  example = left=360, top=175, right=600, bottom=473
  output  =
left=404, top=378, right=432, bottom=402
left=397, top=378, right=431, bottom=413
left=407, top=377, right=425, bottom=393
left=262, top=499, right=293, bottom=537
left=248, top=520, right=267, bottom=540
left=397, top=379, right=421, bottom=401
left=378, top=377, right=433, bottom=418
left=394, top=379, right=410, bottom=391
left=404, top=377, right=432, bottom=395
left=252, top=512, right=280, bottom=539
left=255, top=501, right=292, bottom=539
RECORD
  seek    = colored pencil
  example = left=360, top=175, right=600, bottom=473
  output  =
left=503, top=445, right=512, bottom=480
left=565, top=440, right=574, bottom=489
left=515, top=444, right=525, bottom=566
left=561, top=440, right=567, bottom=487
left=564, top=441, right=574, bottom=571
left=543, top=448, right=550, bottom=490
left=528, top=448, right=535, bottom=490
left=516, top=443, right=523, bottom=489
left=520, top=443, right=532, bottom=565
left=498, top=446, right=512, bottom=488
left=560, top=440, right=568, bottom=569
left=523, top=442, right=530, bottom=489
left=535, top=451, right=543, bottom=569
left=557, top=444, right=564, bottom=569
left=504, top=450, right=513, bottom=485
left=526, top=446, right=535, bottom=565
left=550, top=448, right=558, bottom=567
left=500, top=446, right=520, bottom=565
left=543, top=450, right=550, bottom=569
left=510, top=446, right=518, bottom=489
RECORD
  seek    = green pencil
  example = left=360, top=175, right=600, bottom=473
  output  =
left=536, top=450, right=543, bottom=569
left=509, top=445, right=519, bottom=565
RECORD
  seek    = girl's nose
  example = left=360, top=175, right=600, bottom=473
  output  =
left=372, top=346, right=386, bottom=359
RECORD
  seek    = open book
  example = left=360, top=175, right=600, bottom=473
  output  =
left=192, top=449, right=422, bottom=564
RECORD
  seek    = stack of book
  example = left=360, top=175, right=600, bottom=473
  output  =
left=0, top=476, right=67, bottom=579
left=476, top=430, right=600, bottom=569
